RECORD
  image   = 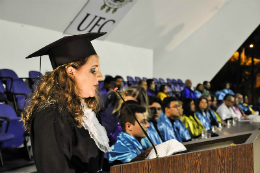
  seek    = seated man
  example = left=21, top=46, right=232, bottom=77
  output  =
left=203, top=81, right=211, bottom=95
left=158, top=97, right=190, bottom=142
left=217, top=94, right=240, bottom=121
left=141, top=96, right=164, bottom=146
left=236, top=93, right=253, bottom=115
left=204, top=94, right=220, bottom=127
left=114, top=75, right=124, bottom=91
left=146, top=79, right=156, bottom=96
left=108, top=104, right=153, bottom=163
left=138, top=80, right=148, bottom=91
left=180, top=79, right=196, bottom=100
left=100, top=76, right=114, bottom=94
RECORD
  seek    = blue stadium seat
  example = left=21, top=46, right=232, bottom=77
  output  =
left=12, top=83, right=32, bottom=112
left=0, top=69, right=25, bottom=93
left=172, top=79, right=178, bottom=84
left=127, top=76, right=135, bottom=86
left=166, top=78, right=172, bottom=84
left=0, top=80, right=7, bottom=103
left=135, top=77, right=141, bottom=83
left=159, top=78, right=166, bottom=84
left=29, top=71, right=43, bottom=91
left=177, top=79, right=184, bottom=84
left=143, top=77, right=147, bottom=81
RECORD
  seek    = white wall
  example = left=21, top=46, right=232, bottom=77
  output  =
left=0, top=19, right=153, bottom=80
left=153, top=0, right=260, bottom=85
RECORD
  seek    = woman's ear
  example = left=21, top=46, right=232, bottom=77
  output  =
left=66, top=66, right=76, bottom=77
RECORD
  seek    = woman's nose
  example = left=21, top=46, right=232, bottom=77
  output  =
left=97, top=71, right=103, bottom=81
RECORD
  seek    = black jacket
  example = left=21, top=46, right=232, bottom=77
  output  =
left=30, top=105, right=104, bottom=173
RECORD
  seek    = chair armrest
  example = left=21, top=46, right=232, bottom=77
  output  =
left=0, top=116, right=11, bottom=133
left=0, top=77, right=13, bottom=91
left=12, top=93, right=28, bottom=99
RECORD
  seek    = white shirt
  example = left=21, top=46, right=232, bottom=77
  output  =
left=217, top=103, right=241, bottom=120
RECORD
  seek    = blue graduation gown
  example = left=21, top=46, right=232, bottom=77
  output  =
left=208, top=108, right=218, bottom=122
left=216, top=90, right=226, bottom=101
left=195, top=111, right=211, bottom=130
left=180, top=87, right=196, bottom=100
left=141, top=122, right=163, bottom=147
left=157, top=113, right=182, bottom=142
left=238, top=103, right=251, bottom=113
left=108, top=132, right=148, bottom=163
left=174, top=119, right=191, bottom=141
left=194, top=90, right=202, bottom=99
left=223, top=89, right=234, bottom=95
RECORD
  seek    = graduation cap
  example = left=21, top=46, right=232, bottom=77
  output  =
left=26, top=32, right=106, bottom=69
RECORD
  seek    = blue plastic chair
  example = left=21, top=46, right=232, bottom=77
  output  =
left=29, top=71, right=43, bottom=91
left=166, top=78, right=172, bottom=84
left=143, top=77, right=147, bottom=81
left=12, top=83, right=32, bottom=112
left=177, top=79, right=184, bottom=84
left=0, top=69, right=26, bottom=92
left=172, top=79, right=178, bottom=84
left=0, top=80, right=7, bottom=103
left=127, top=76, right=135, bottom=86
left=135, top=77, right=141, bottom=83
left=167, top=85, right=173, bottom=96
left=159, top=78, right=166, bottom=84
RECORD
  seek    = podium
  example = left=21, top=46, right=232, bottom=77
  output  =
left=111, top=130, right=260, bottom=173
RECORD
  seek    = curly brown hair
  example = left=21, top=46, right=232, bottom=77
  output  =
left=22, top=55, right=99, bottom=132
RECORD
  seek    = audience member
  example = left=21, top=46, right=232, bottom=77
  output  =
left=146, top=79, right=156, bottom=96
left=233, top=96, right=249, bottom=120
left=174, top=101, right=192, bottom=142
left=204, top=95, right=219, bottom=127
left=138, top=80, right=148, bottom=91
left=217, top=94, right=240, bottom=122
left=194, top=97, right=211, bottom=130
left=203, top=81, right=211, bottom=95
left=244, top=95, right=256, bottom=114
left=182, top=98, right=204, bottom=138
left=253, top=96, right=260, bottom=112
left=157, top=85, right=170, bottom=101
left=158, top=97, right=184, bottom=142
left=235, top=93, right=253, bottom=115
left=216, top=82, right=234, bottom=102
left=180, top=79, right=196, bottom=100
left=108, top=104, right=153, bottom=163
left=141, top=96, right=164, bottom=146
left=194, top=83, right=204, bottom=99
left=114, top=75, right=124, bottom=91
left=100, top=76, right=114, bottom=94
left=211, top=95, right=226, bottom=125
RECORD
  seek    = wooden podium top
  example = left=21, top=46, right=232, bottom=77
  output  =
left=111, top=124, right=260, bottom=173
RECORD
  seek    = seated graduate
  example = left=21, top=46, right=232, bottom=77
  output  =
left=158, top=97, right=186, bottom=142
left=194, top=97, right=212, bottom=130
left=215, top=82, right=234, bottom=103
left=176, top=101, right=192, bottom=141
left=253, top=96, right=260, bottom=112
left=102, top=86, right=150, bottom=146
left=108, top=104, right=153, bottom=163
left=244, top=95, right=255, bottom=113
left=232, top=96, right=256, bottom=120
left=180, top=79, right=196, bottom=100
left=217, top=94, right=240, bottom=121
left=204, top=94, right=220, bottom=127
left=100, top=76, right=114, bottom=94
left=147, top=79, right=156, bottom=96
left=194, top=83, right=204, bottom=99
left=181, top=98, right=204, bottom=138
left=210, top=95, right=226, bottom=125
left=157, top=85, right=170, bottom=101
left=141, top=96, right=165, bottom=145
left=138, top=80, right=148, bottom=91
left=235, top=93, right=255, bottom=115
left=203, top=81, right=211, bottom=95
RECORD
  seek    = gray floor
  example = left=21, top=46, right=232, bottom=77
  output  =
left=2, top=164, right=37, bottom=173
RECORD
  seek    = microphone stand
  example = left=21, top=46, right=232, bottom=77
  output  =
left=114, top=87, right=159, bottom=158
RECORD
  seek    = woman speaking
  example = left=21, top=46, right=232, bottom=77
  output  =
left=22, top=33, right=111, bottom=173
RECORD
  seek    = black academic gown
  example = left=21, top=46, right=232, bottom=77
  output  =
left=30, top=105, right=104, bottom=173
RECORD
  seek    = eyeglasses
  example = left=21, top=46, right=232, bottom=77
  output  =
left=169, top=105, right=180, bottom=109
left=150, top=107, right=162, bottom=112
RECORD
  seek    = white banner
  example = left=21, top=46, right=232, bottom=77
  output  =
left=64, top=0, right=135, bottom=40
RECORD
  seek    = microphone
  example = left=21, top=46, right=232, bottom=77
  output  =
left=111, top=82, right=159, bottom=158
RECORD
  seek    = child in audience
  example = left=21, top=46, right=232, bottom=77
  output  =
left=182, top=99, right=204, bottom=138
left=108, top=104, right=153, bottom=163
